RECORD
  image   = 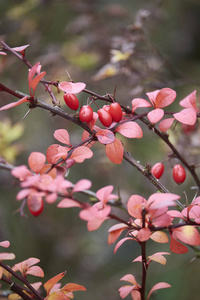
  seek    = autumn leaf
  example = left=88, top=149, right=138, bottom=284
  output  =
left=115, top=122, right=143, bottom=138
left=70, top=146, right=93, bottom=163
left=147, top=282, right=171, bottom=300
left=54, top=129, right=71, bottom=146
left=173, top=108, right=197, bottom=125
left=28, top=152, right=46, bottom=174
left=59, top=81, right=86, bottom=94
left=147, top=108, right=164, bottom=124
left=44, top=272, right=67, bottom=295
left=0, top=96, right=28, bottom=111
left=95, top=129, right=115, bottom=144
left=105, top=138, right=123, bottom=164
left=108, top=223, right=128, bottom=245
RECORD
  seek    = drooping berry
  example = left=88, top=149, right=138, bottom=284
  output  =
left=110, top=102, right=122, bottom=122
left=173, top=164, right=186, bottom=184
left=63, top=93, right=79, bottom=110
left=151, top=162, right=164, bottom=179
left=79, top=105, right=93, bottom=123
left=98, top=109, right=113, bottom=127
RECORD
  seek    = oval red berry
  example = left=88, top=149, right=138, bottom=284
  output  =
left=110, top=102, right=122, bottom=122
left=79, top=105, right=93, bottom=123
left=173, top=164, right=186, bottom=184
left=151, top=162, right=164, bottom=179
left=27, top=196, right=44, bottom=217
left=63, top=93, right=79, bottom=110
left=98, top=109, right=113, bottom=127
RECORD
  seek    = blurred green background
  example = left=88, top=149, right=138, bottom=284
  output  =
left=1, top=0, right=200, bottom=299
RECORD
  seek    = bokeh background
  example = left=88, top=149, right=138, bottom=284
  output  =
left=1, top=0, right=200, bottom=299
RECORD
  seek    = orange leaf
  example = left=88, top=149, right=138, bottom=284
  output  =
left=170, top=236, right=188, bottom=254
left=28, top=152, right=46, bottom=174
left=150, top=231, right=168, bottom=243
left=46, top=291, right=70, bottom=300
left=44, top=272, right=67, bottom=295
left=138, top=228, right=151, bottom=242
left=70, top=146, right=93, bottom=163
left=30, top=71, right=46, bottom=96
left=108, top=223, right=128, bottom=245
left=54, top=129, right=71, bottom=146
left=105, top=138, right=123, bottom=164
left=172, top=226, right=200, bottom=246
left=61, top=283, right=86, bottom=292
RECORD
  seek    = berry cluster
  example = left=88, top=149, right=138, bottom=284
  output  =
left=63, top=93, right=123, bottom=127
left=151, top=162, right=186, bottom=184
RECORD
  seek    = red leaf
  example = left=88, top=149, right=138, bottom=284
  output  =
left=105, top=138, right=123, bottom=164
left=70, top=146, right=93, bottom=162
left=174, top=108, right=197, bottom=125
left=96, top=185, right=117, bottom=205
left=159, top=118, right=174, bottom=132
left=28, top=152, right=46, bottom=174
left=12, top=44, right=30, bottom=53
left=115, top=122, right=143, bottom=138
left=46, top=144, right=60, bottom=164
left=170, top=236, right=188, bottom=254
left=28, top=62, right=41, bottom=85
left=118, top=285, right=135, bottom=299
left=96, top=129, right=115, bottom=144
left=131, top=98, right=151, bottom=112
left=0, top=96, right=28, bottom=111
left=147, top=282, right=171, bottom=300
left=147, top=108, right=164, bottom=124
left=57, top=198, right=82, bottom=208
left=26, top=265, right=44, bottom=277
left=127, top=195, right=146, bottom=218
left=59, top=81, right=86, bottom=94
left=30, top=71, right=46, bottom=96
left=54, top=129, right=71, bottom=145
left=155, top=88, right=176, bottom=108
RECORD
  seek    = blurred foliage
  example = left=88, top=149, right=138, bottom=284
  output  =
left=1, top=0, right=200, bottom=299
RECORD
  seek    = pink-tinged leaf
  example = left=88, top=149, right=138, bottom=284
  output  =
left=0, top=253, right=15, bottom=260
left=114, top=237, right=133, bottom=254
left=131, top=98, right=151, bottom=112
left=96, top=129, right=115, bottom=144
left=174, top=108, right=197, bottom=125
left=26, top=266, right=44, bottom=277
left=148, top=252, right=170, bottom=265
left=170, top=236, right=188, bottom=254
left=147, top=282, right=171, bottom=300
left=119, top=285, right=135, bottom=299
left=155, top=88, right=176, bottom=108
left=115, top=122, right=143, bottom=138
left=13, top=258, right=40, bottom=276
left=54, top=129, right=71, bottom=145
left=150, top=231, right=169, bottom=243
left=159, top=118, right=174, bottom=132
left=172, top=226, right=200, bottom=246
left=147, top=108, right=164, bottom=124
left=30, top=71, right=46, bottom=95
left=167, top=210, right=183, bottom=218
left=40, top=164, right=57, bottom=179
left=108, top=223, right=128, bottom=245
left=131, top=290, right=141, bottom=300
left=16, top=188, right=33, bottom=201
left=70, top=146, right=93, bottom=163
left=44, top=272, right=67, bottom=295
left=87, top=218, right=108, bottom=231
left=28, top=62, right=41, bottom=84
left=138, top=228, right=151, bottom=242
left=0, top=96, right=28, bottom=111
left=152, top=213, right=172, bottom=227
left=46, top=291, right=70, bottom=300
left=28, top=152, right=46, bottom=174
left=12, top=44, right=30, bottom=53
left=127, top=195, right=146, bottom=219
left=146, top=90, right=160, bottom=107
left=61, top=283, right=86, bottom=292
left=179, top=90, right=198, bottom=111
left=133, top=256, right=142, bottom=263
left=57, top=198, right=82, bottom=208
left=147, top=193, right=180, bottom=209
left=120, top=274, right=137, bottom=285
left=59, top=81, right=86, bottom=94
left=72, top=179, right=92, bottom=193
left=46, top=144, right=60, bottom=164
left=105, top=138, right=123, bottom=164
left=0, top=241, right=10, bottom=248
left=11, top=165, right=32, bottom=181
left=96, top=185, right=115, bottom=205
left=0, top=51, right=7, bottom=55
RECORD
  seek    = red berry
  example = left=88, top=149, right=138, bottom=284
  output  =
left=27, top=196, right=44, bottom=217
left=79, top=105, right=93, bottom=123
left=151, top=162, right=164, bottom=179
left=173, top=164, right=186, bottom=184
left=103, top=105, right=111, bottom=114
left=98, top=109, right=113, bottom=127
left=63, top=93, right=79, bottom=110
left=110, top=102, right=122, bottom=122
